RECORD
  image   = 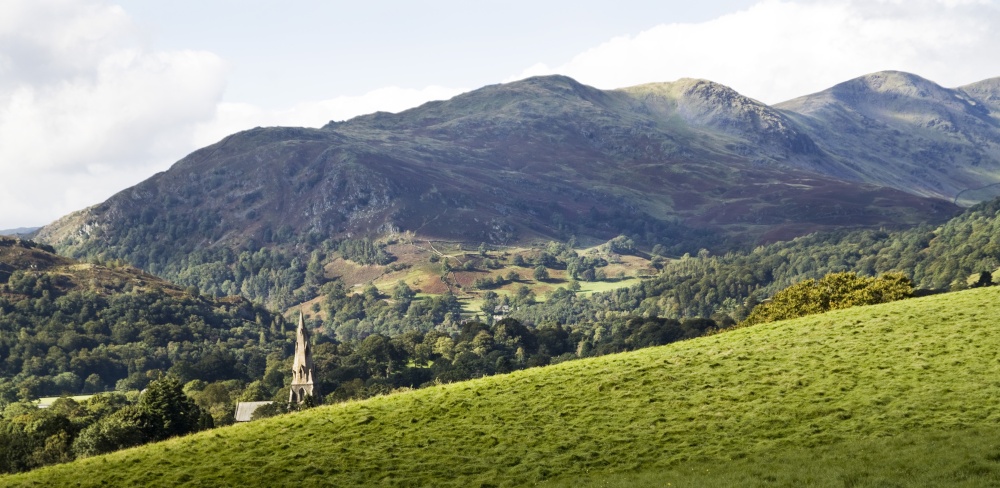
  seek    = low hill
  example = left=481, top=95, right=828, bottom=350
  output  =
left=0, top=237, right=168, bottom=296
left=7, top=286, right=1000, bottom=486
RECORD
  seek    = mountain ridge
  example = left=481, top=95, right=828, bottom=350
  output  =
left=37, top=71, right=973, bottom=260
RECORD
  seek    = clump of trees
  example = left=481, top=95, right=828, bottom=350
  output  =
left=0, top=376, right=210, bottom=475
left=473, top=271, right=520, bottom=290
left=172, top=245, right=324, bottom=310
left=741, top=272, right=913, bottom=326
left=337, top=238, right=394, bottom=266
left=319, top=281, right=463, bottom=341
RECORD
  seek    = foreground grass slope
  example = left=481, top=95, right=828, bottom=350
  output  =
left=8, top=287, right=1000, bottom=486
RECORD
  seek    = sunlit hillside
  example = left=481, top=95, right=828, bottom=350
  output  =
left=7, top=286, right=1000, bottom=486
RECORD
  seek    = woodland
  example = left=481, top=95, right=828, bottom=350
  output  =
left=4, top=177, right=1000, bottom=475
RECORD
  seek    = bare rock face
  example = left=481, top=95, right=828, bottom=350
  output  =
left=38, top=73, right=980, bottom=272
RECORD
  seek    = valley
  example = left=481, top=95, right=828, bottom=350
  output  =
left=5, top=69, right=1000, bottom=484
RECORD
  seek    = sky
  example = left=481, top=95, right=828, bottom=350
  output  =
left=2, top=0, right=1000, bottom=229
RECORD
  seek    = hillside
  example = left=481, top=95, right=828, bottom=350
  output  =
left=34, top=74, right=965, bottom=274
left=0, top=237, right=283, bottom=401
left=7, top=286, right=1000, bottom=486
left=0, top=237, right=172, bottom=297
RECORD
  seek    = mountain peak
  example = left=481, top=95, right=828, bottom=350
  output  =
left=837, top=70, right=947, bottom=98
left=841, top=71, right=944, bottom=94
left=620, top=78, right=817, bottom=157
left=325, top=74, right=612, bottom=132
left=960, top=76, right=1000, bottom=108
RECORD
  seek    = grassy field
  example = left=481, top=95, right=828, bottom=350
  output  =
left=8, top=286, right=1000, bottom=486
left=542, top=427, right=1000, bottom=487
left=35, top=394, right=97, bottom=407
left=575, top=277, right=642, bottom=296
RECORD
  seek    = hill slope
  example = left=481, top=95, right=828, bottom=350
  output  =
left=7, top=286, right=1000, bottom=486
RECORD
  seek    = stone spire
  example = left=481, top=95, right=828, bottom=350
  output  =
left=289, top=312, right=316, bottom=403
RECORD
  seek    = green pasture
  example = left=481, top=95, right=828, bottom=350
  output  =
left=8, top=286, right=1000, bottom=486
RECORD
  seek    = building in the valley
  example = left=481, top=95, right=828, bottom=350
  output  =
left=235, top=312, right=317, bottom=421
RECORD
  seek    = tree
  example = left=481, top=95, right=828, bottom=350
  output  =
left=355, top=335, right=403, bottom=378
left=72, top=407, right=147, bottom=457
left=392, top=281, right=415, bottom=302
left=137, top=375, right=210, bottom=441
left=480, top=291, right=500, bottom=318
left=533, top=266, right=549, bottom=282
left=967, top=271, right=993, bottom=288
left=604, top=235, right=635, bottom=255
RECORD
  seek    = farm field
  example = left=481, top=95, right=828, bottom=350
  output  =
left=7, top=286, right=1000, bottom=486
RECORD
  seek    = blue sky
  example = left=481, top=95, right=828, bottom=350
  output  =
left=115, top=1, right=758, bottom=109
left=2, top=0, right=999, bottom=229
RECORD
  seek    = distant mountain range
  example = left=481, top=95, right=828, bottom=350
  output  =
left=0, top=227, right=40, bottom=237
left=36, top=71, right=1000, bottom=270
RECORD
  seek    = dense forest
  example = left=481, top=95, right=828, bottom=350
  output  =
left=0, top=268, right=285, bottom=402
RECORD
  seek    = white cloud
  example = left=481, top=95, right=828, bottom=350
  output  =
left=0, top=1, right=462, bottom=229
left=0, top=0, right=228, bottom=228
left=512, top=0, right=1000, bottom=103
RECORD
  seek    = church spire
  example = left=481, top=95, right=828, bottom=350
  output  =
left=289, top=312, right=316, bottom=403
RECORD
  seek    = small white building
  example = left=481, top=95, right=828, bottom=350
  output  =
left=234, top=401, right=274, bottom=422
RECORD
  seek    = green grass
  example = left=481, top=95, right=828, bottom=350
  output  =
left=575, top=277, right=642, bottom=296
left=8, top=286, right=1000, bottom=486
left=542, top=427, right=1000, bottom=487
left=35, top=393, right=103, bottom=408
